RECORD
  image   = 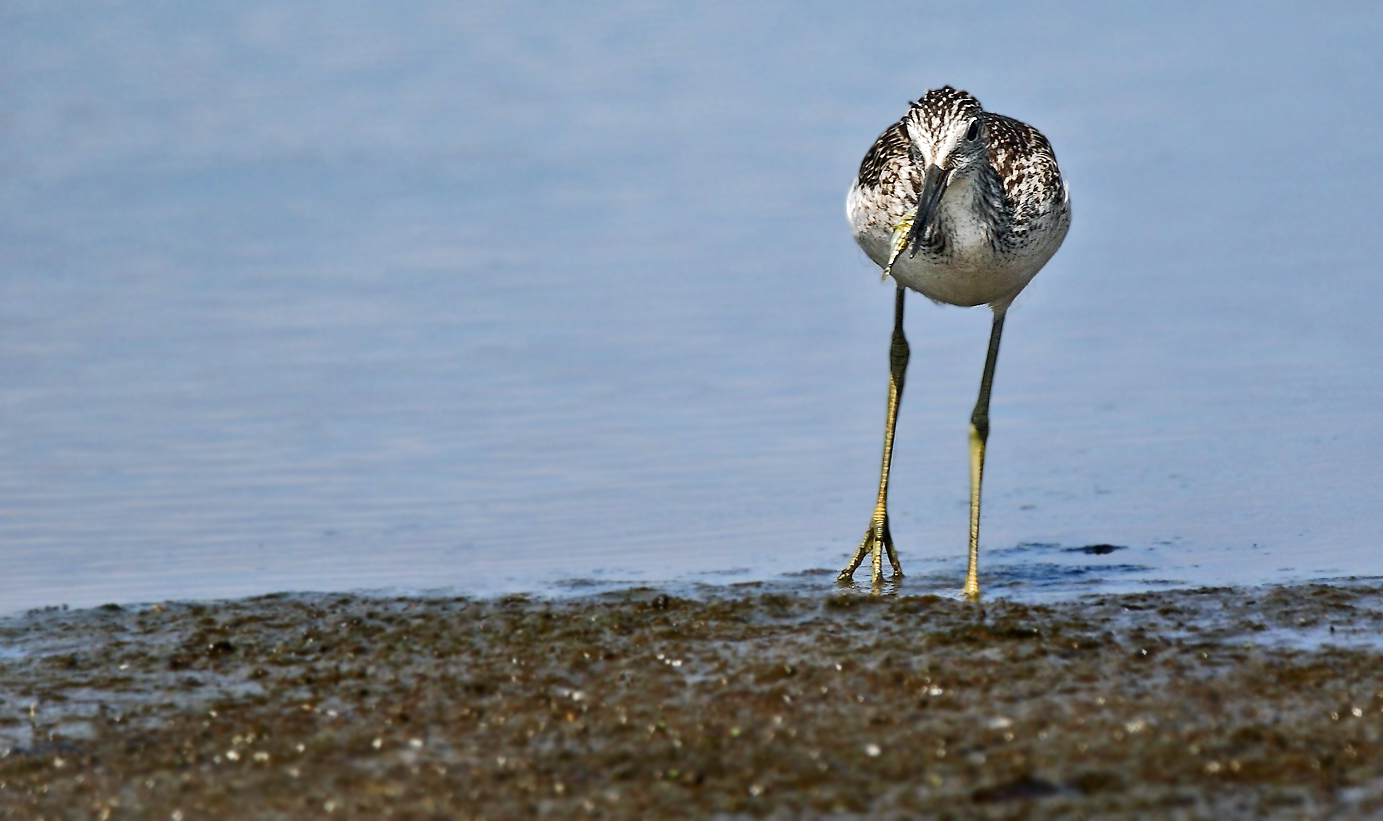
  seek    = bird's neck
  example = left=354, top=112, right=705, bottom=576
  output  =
left=930, top=165, right=1008, bottom=259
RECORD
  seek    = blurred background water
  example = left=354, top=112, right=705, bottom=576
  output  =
left=2, top=2, right=1381, bottom=614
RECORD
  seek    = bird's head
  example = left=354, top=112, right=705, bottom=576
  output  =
left=897, top=87, right=988, bottom=256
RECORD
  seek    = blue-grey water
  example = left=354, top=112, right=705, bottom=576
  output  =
left=2, top=3, right=1381, bottom=614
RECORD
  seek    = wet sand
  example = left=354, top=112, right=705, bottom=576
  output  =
left=2, top=579, right=1382, bottom=819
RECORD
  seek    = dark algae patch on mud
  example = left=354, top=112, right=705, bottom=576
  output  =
left=2, top=583, right=1383, bottom=818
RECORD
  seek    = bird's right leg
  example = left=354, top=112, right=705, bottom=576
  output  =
left=839, top=285, right=909, bottom=588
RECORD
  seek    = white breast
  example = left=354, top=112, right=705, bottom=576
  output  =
left=848, top=176, right=1069, bottom=310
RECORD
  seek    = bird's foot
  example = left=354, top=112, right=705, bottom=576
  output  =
left=837, top=514, right=904, bottom=589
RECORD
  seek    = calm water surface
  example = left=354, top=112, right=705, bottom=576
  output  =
left=2, top=3, right=1382, bottom=613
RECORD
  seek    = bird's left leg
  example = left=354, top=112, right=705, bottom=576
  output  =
left=964, top=310, right=1006, bottom=599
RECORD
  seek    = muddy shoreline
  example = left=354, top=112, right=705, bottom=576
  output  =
left=3, top=580, right=1383, bottom=819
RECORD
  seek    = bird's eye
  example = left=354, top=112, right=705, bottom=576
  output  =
left=965, top=119, right=982, bottom=142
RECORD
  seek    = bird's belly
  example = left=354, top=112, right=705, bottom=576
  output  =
left=852, top=214, right=1064, bottom=309
left=887, top=252, right=1036, bottom=308
left=854, top=228, right=1037, bottom=307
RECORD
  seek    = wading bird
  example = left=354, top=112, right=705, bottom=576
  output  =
left=839, top=87, right=1070, bottom=596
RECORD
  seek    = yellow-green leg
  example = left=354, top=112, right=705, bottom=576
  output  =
left=840, top=286, right=908, bottom=588
left=964, top=310, right=1006, bottom=599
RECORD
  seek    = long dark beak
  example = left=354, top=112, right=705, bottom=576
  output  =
left=903, top=163, right=950, bottom=258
